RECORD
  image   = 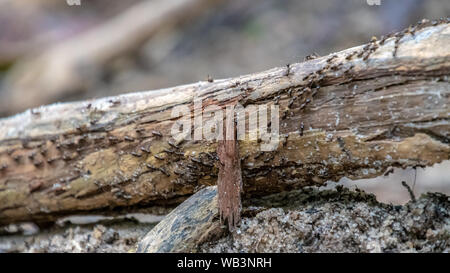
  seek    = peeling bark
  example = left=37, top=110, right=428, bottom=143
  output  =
left=0, top=20, right=449, bottom=224
left=217, top=119, right=242, bottom=230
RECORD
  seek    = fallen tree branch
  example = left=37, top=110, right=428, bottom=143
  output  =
left=0, top=20, right=449, bottom=224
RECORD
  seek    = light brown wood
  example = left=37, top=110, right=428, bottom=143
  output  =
left=0, top=20, right=449, bottom=224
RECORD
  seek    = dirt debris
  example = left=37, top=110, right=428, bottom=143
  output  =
left=201, top=186, right=449, bottom=253
left=0, top=186, right=448, bottom=253
left=0, top=221, right=153, bottom=253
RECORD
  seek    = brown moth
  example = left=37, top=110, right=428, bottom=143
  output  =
left=217, top=112, right=242, bottom=231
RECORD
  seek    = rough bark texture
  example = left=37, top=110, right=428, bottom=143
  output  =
left=0, top=20, right=449, bottom=224
left=217, top=120, right=242, bottom=230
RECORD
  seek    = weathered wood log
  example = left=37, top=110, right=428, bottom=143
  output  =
left=0, top=20, right=449, bottom=225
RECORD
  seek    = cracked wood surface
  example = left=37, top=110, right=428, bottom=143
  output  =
left=0, top=20, right=449, bottom=224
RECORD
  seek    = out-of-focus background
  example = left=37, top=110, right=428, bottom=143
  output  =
left=0, top=0, right=448, bottom=203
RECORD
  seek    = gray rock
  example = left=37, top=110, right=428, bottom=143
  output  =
left=137, top=186, right=225, bottom=253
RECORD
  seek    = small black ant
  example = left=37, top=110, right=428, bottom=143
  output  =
left=152, top=130, right=162, bottom=137
left=285, top=64, right=291, bottom=77
left=254, top=151, right=264, bottom=159
left=304, top=52, right=319, bottom=61
left=131, top=151, right=142, bottom=157
left=159, top=167, right=170, bottom=177
left=326, top=55, right=337, bottom=63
